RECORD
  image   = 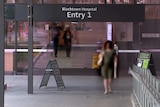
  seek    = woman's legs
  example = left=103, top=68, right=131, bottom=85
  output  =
left=108, top=78, right=112, bottom=92
left=103, top=79, right=108, bottom=94
left=103, top=78, right=112, bottom=94
left=107, top=69, right=113, bottom=92
left=66, top=45, right=71, bottom=57
left=102, top=69, right=112, bottom=94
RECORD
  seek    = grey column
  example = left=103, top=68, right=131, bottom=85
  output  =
left=0, top=0, right=5, bottom=107
left=14, top=21, right=18, bottom=75
left=28, top=0, right=33, bottom=94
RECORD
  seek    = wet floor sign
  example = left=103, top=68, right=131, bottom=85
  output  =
left=92, top=53, right=99, bottom=69
left=39, top=60, right=65, bottom=89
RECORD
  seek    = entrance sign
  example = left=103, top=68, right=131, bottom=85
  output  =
left=34, top=4, right=145, bottom=22
left=39, top=60, right=65, bottom=89
left=5, top=4, right=145, bottom=22
left=137, top=52, right=156, bottom=76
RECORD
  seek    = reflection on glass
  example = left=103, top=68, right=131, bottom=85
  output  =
left=145, top=5, right=160, bottom=19
left=113, top=22, right=133, bottom=42
left=6, top=0, right=15, bottom=3
left=5, top=0, right=160, bottom=4
left=107, top=23, right=112, bottom=41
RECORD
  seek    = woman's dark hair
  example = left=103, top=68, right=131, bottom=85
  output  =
left=103, top=40, right=113, bottom=49
left=65, top=27, right=71, bottom=35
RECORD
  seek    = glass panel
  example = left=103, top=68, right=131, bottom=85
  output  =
left=16, top=0, right=27, bottom=3
left=33, top=0, right=43, bottom=4
left=5, top=21, right=15, bottom=74
left=5, top=0, right=138, bottom=4
left=4, top=21, right=50, bottom=74
left=114, top=22, right=133, bottom=43
left=144, top=0, right=160, bottom=4
left=5, top=21, right=14, bottom=47
left=145, top=5, right=160, bottom=19
left=107, top=23, right=112, bottom=41
left=4, top=20, right=141, bottom=75
left=6, top=0, right=15, bottom=3
left=61, top=0, right=73, bottom=4
left=112, top=22, right=140, bottom=73
left=75, top=0, right=94, bottom=4
left=42, top=0, right=105, bottom=4
left=43, top=0, right=61, bottom=4
left=107, top=0, right=132, bottom=4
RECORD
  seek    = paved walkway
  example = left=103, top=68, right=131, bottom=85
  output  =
left=5, top=75, right=133, bottom=107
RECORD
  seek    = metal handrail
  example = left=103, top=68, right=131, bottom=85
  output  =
left=129, top=65, right=160, bottom=107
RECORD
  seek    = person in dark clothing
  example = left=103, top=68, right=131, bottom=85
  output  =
left=50, top=23, right=60, bottom=57
left=63, top=27, right=73, bottom=57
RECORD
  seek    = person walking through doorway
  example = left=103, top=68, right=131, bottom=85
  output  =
left=50, top=23, right=60, bottom=57
left=98, top=40, right=117, bottom=94
left=63, top=27, right=73, bottom=57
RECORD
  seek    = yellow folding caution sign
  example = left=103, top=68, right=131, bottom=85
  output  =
left=92, top=53, right=100, bottom=69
